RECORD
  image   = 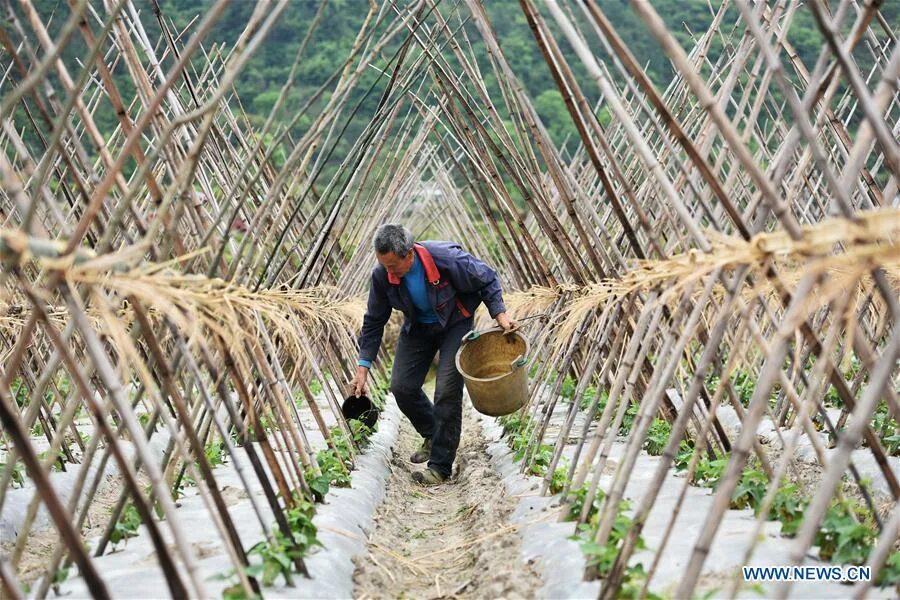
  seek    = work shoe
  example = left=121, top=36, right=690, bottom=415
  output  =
left=412, top=467, right=446, bottom=485
left=409, top=438, right=432, bottom=463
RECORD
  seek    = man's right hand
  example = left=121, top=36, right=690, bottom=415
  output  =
left=351, top=365, right=369, bottom=397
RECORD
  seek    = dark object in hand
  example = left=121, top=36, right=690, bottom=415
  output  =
left=341, top=394, right=379, bottom=428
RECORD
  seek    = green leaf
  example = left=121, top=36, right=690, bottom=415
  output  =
left=262, top=561, right=280, bottom=586
left=876, top=551, right=900, bottom=586
left=222, top=583, right=258, bottom=600
left=307, top=474, right=330, bottom=501
left=245, top=564, right=265, bottom=578
left=273, top=551, right=291, bottom=570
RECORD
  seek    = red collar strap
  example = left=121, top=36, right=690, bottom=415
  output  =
left=387, top=243, right=441, bottom=285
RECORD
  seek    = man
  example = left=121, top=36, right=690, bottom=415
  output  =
left=350, top=224, right=516, bottom=485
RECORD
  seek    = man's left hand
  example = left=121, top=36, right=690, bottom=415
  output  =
left=495, top=312, right=517, bottom=334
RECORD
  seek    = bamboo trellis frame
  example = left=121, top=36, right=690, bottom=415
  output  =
left=1, top=0, right=897, bottom=598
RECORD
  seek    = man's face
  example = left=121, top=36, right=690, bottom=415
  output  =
left=377, top=250, right=414, bottom=278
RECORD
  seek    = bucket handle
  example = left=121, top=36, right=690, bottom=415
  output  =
left=461, top=329, right=481, bottom=343
left=462, top=314, right=547, bottom=344
left=510, top=355, right=528, bottom=370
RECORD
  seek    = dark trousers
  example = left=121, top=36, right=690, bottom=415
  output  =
left=390, top=317, right=473, bottom=477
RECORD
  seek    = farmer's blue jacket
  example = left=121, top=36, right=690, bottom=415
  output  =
left=357, top=241, right=506, bottom=364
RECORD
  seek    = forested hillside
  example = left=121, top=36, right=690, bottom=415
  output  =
left=12, top=0, right=897, bottom=160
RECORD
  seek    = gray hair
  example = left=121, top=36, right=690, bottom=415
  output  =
left=373, top=224, right=414, bottom=257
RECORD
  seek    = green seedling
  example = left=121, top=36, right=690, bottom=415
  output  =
left=527, top=444, right=554, bottom=477
left=730, top=468, right=767, bottom=510
left=247, top=496, right=321, bottom=587
left=815, top=502, right=875, bottom=565
left=692, top=455, right=726, bottom=488
left=305, top=468, right=331, bottom=502
left=564, top=483, right=605, bottom=523
left=110, top=503, right=142, bottom=546
left=644, top=418, right=670, bottom=456
left=1, top=460, right=25, bottom=487
left=315, top=449, right=351, bottom=488
left=768, top=483, right=806, bottom=537
left=549, top=463, right=569, bottom=494
left=618, top=402, right=638, bottom=435
left=349, top=418, right=375, bottom=449
left=575, top=498, right=646, bottom=579
left=205, top=439, right=228, bottom=467
left=674, top=439, right=694, bottom=471
left=876, top=551, right=900, bottom=586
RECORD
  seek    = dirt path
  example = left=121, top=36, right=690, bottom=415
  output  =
left=353, top=403, right=542, bottom=599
